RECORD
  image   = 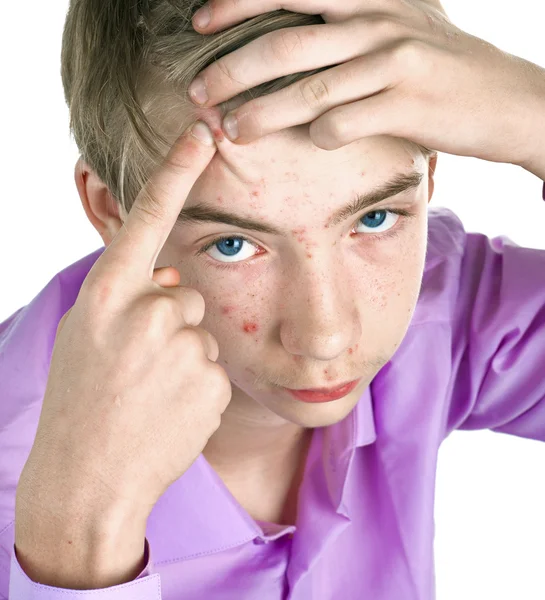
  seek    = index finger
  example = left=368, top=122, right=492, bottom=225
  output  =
left=105, top=122, right=217, bottom=279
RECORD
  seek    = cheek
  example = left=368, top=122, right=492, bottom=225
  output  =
left=196, top=282, right=275, bottom=349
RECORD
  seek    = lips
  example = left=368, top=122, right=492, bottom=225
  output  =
left=285, top=378, right=361, bottom=403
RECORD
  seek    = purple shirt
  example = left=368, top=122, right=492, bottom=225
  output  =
left=1, top=207, right=544, bottom=599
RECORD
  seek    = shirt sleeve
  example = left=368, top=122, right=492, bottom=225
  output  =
left=6, top=537, right=161, bottom=599
left=445, top=222, right=545, bottom=442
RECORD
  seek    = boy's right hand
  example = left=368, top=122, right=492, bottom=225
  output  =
left=17, top=122, right=232, bottom=521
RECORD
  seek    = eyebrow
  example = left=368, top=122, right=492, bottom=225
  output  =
left=176, top=168, right=424, bottom=235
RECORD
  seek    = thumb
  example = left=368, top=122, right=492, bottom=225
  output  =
left=152, top=266, right=182, bottom=288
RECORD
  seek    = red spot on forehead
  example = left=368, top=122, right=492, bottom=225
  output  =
left=306, top=253, right=313, bottom=259
left=348, top=347, right=353, bottom=354
left=243, top=321, right=259, bottom=333
left=251, top=190, right=260, bottom=197
left=212, top=127, right=225, bottom=143
left=221, top=305, right=235, bottom=315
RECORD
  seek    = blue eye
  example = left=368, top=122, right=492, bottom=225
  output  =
left=354, top=209, right=400, bottom=234
left=217, top=238, right=243, bottom=256
left=203, top=236, right=259, bottom=263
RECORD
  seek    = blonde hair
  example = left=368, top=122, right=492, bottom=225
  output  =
left=61, top=0, right=436, bottom=214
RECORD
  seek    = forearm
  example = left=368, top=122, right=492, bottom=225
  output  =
left=519, top=139, right=545, bottom=182
left=516, top=63, right=545, bottom=181
left=14, top=488, right=148, bottom=589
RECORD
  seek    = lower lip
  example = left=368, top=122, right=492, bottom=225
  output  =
left=285, top=378, right=361, bottom=403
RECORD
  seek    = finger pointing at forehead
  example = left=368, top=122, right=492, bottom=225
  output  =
left=106, top=122, right=217, bottom=280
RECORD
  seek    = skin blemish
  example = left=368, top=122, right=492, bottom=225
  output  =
left=212, top=127, right=225, bottom=143
left=221, top=305, right=235, bottom=315
left=323, top=369, right=334, bottom=382
left=348, top=347, right=353, bottom=355
left=251, top=190, right=260, bottom=198
left=217, top=195, right=224, bottom=204
left=243, top=321, right=259, bottom=333
left=306, top=253, right=313, bottom=259
left=291, top=227, right=307, bottom=243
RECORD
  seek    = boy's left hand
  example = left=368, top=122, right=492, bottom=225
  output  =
left=190, top=0, right=545, bottom=168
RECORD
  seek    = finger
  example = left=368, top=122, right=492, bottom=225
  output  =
left=184, top=326, right=220, bottom=362
left=189, top=17, right=394, bottom=112
left=192, top=0, right=367, bottom=33
left=152, top=267, right=182, bottom=288
left=167, top=286, right=207, bottom=327
left=103, top=122, right=217, bottom=280
left=209, top=28, right=399, bottom=143
left=311, top=86, right=402, bottom=150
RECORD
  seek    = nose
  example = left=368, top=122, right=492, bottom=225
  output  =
left=279, top=260, right=361, bottom=361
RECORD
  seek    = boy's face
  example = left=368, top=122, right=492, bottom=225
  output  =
left=95, top=121, right=435, bottom=430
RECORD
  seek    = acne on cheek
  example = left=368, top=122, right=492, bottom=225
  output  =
left=243, top=321, right=259, bottom=333
left=220, top=305, right=261, bottom=340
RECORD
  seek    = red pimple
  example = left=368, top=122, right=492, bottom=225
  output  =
left=217, top=195, right=224, bottom=204
left=348, top=347, right=353, bottom=355
left=243, top=321, right=259, bottom=333
left=306, top=253, right=313, bottom=259
left=221, top=305, right=235, bottom=315
left=323, top=369, right=334, bottom=381
left=212, top=127, right=225, bottom=143
left=251, top=190, right=260, bottom=197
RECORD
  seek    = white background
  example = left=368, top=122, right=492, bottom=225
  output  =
left=1, top=1, right=544, bottom=598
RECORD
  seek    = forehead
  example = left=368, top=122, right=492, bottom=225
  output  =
left=187, top=125, right=424, bottom=217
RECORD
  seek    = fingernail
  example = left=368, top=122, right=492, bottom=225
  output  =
left=191, top=121, right=215, bottom=146
left=193, top=5, right=211, bottom=29
left=189, top=77, right=209, bottom=105
left=223, top=113, right=239, bottom=141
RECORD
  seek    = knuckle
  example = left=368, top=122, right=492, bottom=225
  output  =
left=139, top=295, right=177, bottom=333
left=179, top=327, right=206, bottom=354
left=299, top=77, right=331, bottom=111
left=392, top=39, right=430, bottom=74
left=209, top=365, right=232, bottom=403
left=323, top=110, right=350, bottom=142
left=130, top=197, right=166, bottom=226
left=367, top=14, right=406, bottom=38
left=215, top=57, right=239, bottom=86
left=268, top=28, right=305, bottom=64
left=82, top=273, right=119, bottom=307
left=182, top=287, right=206, bottom=314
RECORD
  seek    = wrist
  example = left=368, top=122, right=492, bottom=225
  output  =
left=15, top=492, right=148, bottom=589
